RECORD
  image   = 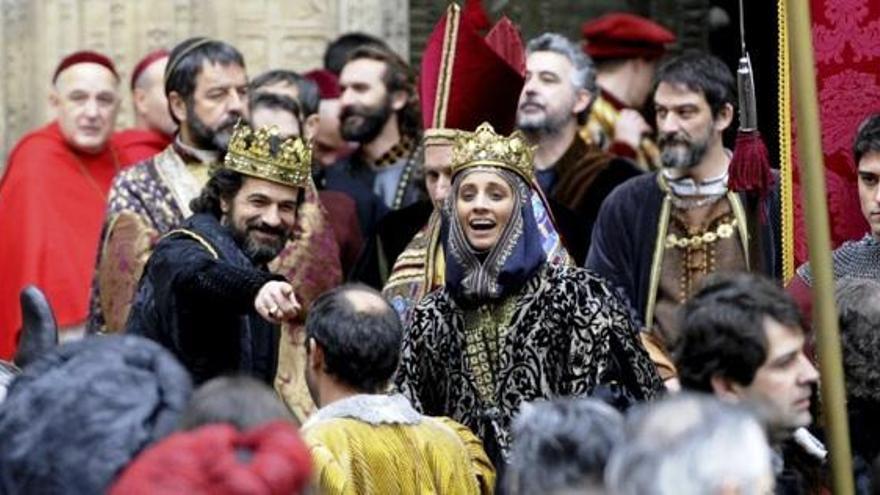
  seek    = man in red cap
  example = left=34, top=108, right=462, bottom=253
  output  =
left=114, top=49, right=176, bottom=165
left=0, top=50, right=124, bottom=357
left=581, top=12, right=676, bottom=171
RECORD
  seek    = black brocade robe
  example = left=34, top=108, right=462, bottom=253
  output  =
left=396, top=264, right=663, bottom=466
left=126, top=213, right=281, bottom=385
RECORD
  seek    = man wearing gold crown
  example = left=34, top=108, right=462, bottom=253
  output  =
left=126, top=123, right=312, bottom=385
left=396, top=122, right=662, bottom=468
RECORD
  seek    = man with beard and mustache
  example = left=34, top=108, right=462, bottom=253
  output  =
left=586, top=53, right=781, bottom=383
left=321, top=45, right=425, bottom=278
left=126, top=123, right=311, bottom=385
left=516, top=33, right=641, bottom=263
left=88, top=38, right=248, bottom=334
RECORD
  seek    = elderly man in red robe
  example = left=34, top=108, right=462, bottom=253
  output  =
left=0, top=51, right=125, bottom=357
left=114, top=49, right=176, bottom=165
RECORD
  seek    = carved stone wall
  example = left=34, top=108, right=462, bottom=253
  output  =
left=0, top=0, right=409, bottom=173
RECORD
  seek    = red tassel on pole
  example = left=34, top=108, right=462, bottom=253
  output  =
left=729, top=129, right=775, bottom=196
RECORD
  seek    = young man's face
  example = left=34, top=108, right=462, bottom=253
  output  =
left=423, top=142, right=453, bottom=209
left=858, top=150, right=880, bottom=241
left=737, top=318, right=819, bottom=433
left=338, top=58, right=401, bottom=143
left=221, top=177, right=299, bottom=265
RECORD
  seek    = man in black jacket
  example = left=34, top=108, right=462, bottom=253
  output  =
left=127, top=123, right=310, bottom=385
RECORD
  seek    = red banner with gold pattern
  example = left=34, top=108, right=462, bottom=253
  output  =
left=780, top=0, right=877, bottom=281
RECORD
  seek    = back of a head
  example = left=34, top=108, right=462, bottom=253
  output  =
left=506, top=398, right=623, bottom=494
left=110, top=421, right=311, bottom=495
left=250, top=70, right=319, bottom=117
left=0, top=335, right=192, bottom=494
left=324, top=32, right=389, bottom=75
left=652, top=51, right=735, bottom=117
left=179, top=375, right=294, bottom=431
left=673, top=272, right=803, bottom=393
left=306, top=284, right=402, bottom=393
left=606, top=393, right=773, bottom=495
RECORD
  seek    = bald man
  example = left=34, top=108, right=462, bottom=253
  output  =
left=115, top=49, right=176, bottom=165
left=0, top=51, right=124, bottom=357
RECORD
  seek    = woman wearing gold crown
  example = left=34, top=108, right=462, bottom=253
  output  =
left=396, top=123, right=662, bottom=467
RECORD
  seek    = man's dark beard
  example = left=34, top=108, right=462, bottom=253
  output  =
left=339, top=96, right=392, bottom=143
left=658, top=130, right=710, bottom=170
left=185, top=100, right=243, bottom=152
left=228, top=218, right=289, bottom=265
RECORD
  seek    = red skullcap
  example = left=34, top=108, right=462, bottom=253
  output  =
left=581, top=12, right=676, bottom=60
left=109, top=421, right=312, bottom=495
left=53, top=50, right=119, bottom=83
left=304, top=69, right=341, bottom=99
left=130, top=49, right=170, bottom=90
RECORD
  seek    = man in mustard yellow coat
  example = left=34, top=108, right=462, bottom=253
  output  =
left=300, top=284, right=495, bottom=495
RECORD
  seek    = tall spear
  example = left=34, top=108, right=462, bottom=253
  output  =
left=784, top=1, right=854, bottom=493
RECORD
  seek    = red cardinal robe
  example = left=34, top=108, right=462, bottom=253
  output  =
left=113, top=128, right=172, bottom=166
left=0, top=121, right=125, bottom=358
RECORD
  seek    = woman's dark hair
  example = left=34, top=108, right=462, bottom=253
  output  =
left=305, top=284, right=402, bottom=393
left=652, top=51, right=735, bottom=119
left=344, top=45, right=422, bottom=140
left=165, top=38, right=245, bottom=124
left=189, top=169, right=244, bottom=218
left=673, top=273, right=804, bottom=392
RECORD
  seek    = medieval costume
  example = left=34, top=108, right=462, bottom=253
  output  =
left=396, top=123, right=662, bottom=467
left=122, top=126, right=336, bottom=420
left=383, top=4, right=534, bottom=315
left=787, top=234, right=880, bottom=327
left=580, top=13, right=676, bottom=171
left=0, top=119, right=126, bottom=358
left=302, top=394, right=495, bottom=495
left=586, top=171, right=780, bottom=377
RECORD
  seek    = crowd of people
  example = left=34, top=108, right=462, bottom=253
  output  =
left=0, top=2, right=879, bottom=494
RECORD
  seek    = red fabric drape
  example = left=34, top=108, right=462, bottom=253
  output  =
left=0, top=122, right=124, bottom=358
left=790, top=0, right=878, bottom=267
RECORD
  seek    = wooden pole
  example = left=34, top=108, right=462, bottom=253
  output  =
left=784, top=1, right=853, bottom=493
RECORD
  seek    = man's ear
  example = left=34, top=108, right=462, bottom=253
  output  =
left=219, top=196, right=231, bottom=215
left=304, top=114, right=320, bottom=142
left=168, top=91, right=187, bottom=123
left=714, top=102, right=735, bottom=132
left=308, top=338, right=324, bottom=372
left=573, top=88, right=593, bottom=116
left=390, top=89, right=408, bottom=112
left=48, top=87, right=61, bottom=110
left=132, top=87, right=148, bottom=116
left=710, top=373, right=744, bottom=402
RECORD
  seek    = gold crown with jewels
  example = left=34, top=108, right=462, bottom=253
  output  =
left=221, top=121, right=312, bottom=188
left=450, top=122, right=535, bottom=182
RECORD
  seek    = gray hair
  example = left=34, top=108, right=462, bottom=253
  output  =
left=526, top=32, right=597, bottom=95
left=606, top=394, right=773, bottom=495
left=506, top=398, right=623, bottom=494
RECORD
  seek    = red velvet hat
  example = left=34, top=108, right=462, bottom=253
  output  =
left=304, top=69, right=341, bottom=99
left=420, top=2, right=525, bottom=137
left=130, top=49, right=170, bottom=90
left=581, top=12, right=675, bottom=61
left=53, top=50, right=119, bottom=83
